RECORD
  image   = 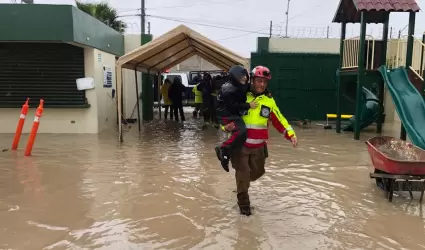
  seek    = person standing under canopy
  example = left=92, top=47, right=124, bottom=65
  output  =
left=168, top=77, right=186, bottom=122
left=161, top=78, right=173, bottom=120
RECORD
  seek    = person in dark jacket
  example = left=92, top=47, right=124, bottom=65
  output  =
left=214, top=65, right=257, bottom=172
left=191, top=72, right=203, bottom=85
left=197, top=73, right=214, bottom=127
left=211, top=75, right=228, bottom=126
left=168, top=77, right=186, bottom=121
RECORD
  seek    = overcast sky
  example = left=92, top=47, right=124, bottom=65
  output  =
left=2, top=0, right=425, bottom=57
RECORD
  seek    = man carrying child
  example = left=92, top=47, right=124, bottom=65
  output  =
left=214, top=65, right=257, bottom=172
left=217, top=65, right=298, bottom=216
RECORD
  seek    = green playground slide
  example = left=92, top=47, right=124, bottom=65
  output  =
left=377, top=65, right=425, bottom=149
left=341, top=87, right=379, bottom=132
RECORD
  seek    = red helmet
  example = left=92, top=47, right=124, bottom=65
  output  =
left=251, top=66, right=271, bottom=80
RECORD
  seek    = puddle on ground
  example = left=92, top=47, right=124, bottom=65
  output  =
left=0, top=113, right=424, bottom=249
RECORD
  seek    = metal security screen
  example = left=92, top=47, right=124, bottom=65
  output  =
left=0, top=42, right=86, bottom=108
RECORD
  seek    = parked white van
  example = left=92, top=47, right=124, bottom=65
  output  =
left=162, top=73, right=190, bottom=87
left=154, top=72, right=193, bottom=106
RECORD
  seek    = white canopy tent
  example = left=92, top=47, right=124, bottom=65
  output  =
left=115, top=25, right=249, bottom=142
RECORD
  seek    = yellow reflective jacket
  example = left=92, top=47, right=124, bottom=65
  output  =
left=222, top=91, right=295, bottom=147
left=160, top=82, right=172, bottom=105
left=192, top=84, right=203, bottom=103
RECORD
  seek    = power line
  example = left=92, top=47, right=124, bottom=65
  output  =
left=117, top=13, right=141, bottom=18
left=216, top=24, right=283, bottom=41
left=116, top=8, right=140, bottom=14
left=275, top=0, right=330, bottom=26
left=147, top=15, right=272, bottom=36
left=146, top=0, right=245, bottom=10
left=117, top=0, right=330, bottom=40
left=216, top=27, right=271, bottom=41
left=147, top=15, right=272, bottom=30
left=216, top=0, right=330, bottom=41
left=118, top=0, right=328, bottom=19
left=118, top=0, right=244, bottom=12
left=118, top=13, right=278, bottom=33
left=216, top=24, right=285, bottom=41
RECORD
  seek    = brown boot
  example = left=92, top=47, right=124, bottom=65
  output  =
left=237, top=192, right=251, bottom=216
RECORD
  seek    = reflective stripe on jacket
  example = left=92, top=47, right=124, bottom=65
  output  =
left=243, top=92, right=295, bottom=148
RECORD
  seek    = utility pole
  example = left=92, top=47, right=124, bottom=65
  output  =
left=141, top=0, right=145, bottom=35
left=269, top=21, right=272, bottom=38
left=285, top=0, right=290, bottom=37
left=140, top=0, right=154, bottom=122
left=148, top=22, right=151, bottom=34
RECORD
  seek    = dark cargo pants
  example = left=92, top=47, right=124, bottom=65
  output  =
left=230, top=145, right=266, bottom=206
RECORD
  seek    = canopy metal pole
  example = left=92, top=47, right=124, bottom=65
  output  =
left=117, top=66, right=123, bottom=142
left=134, top=69, right=141, bottom=132
left=158, top=72, right=162, bottom=119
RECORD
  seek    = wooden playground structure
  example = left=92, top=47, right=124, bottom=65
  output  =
left=333, top=0, right=424, bottom=140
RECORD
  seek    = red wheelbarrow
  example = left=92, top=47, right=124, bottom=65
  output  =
left=366, top=136, right=425, bottom=202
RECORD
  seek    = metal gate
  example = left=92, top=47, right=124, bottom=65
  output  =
left=250, top=52, right=354, bottom=120
left=0, top=42, right=86, bottom=108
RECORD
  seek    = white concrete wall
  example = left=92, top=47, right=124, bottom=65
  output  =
left=269, top=38, right=340, bottom=53
left=122, top=34, right=141, bottom=119
left=0, top=106, right=98, bottom=134
left=91, top=48, right=117, bottom=133
left=0, top=47, right=117, bottom=134
left=170, top=55, right=220, bottom=72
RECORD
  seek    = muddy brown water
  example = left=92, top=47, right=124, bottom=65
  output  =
left=0, top=117, right=424, bottom=249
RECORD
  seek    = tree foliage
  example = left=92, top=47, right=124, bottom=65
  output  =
left=76, top=1, right=126, bottom=33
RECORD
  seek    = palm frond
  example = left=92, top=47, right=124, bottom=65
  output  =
left=76, top=1, right=126, bottom=33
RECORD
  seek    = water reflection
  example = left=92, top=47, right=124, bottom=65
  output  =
left=0, top=118, right=424, bottom=249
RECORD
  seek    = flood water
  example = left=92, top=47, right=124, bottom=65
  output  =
left=0, top=114, right=424, bottom=250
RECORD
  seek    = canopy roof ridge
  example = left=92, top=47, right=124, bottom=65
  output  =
left=116, top=24, right=249, bottom=73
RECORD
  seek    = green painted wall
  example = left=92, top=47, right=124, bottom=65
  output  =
left=250, top=52, right=354, bottom=121
left=0, top=4, right=124, bottom=56
left=71, top=7, right=124, bottom=56
left=141, top=34, right=154, bottom=121
left=0, top=4, right=73, bottom=41
left=257, top=37, right=269, bottom=53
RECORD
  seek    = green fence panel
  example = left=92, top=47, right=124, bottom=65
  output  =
left=250, top=52, right=355, bottom=120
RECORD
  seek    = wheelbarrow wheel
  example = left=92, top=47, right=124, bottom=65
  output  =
left=374, top=169, right=386, bottom=191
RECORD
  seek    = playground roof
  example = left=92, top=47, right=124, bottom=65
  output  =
left=333, top=0, right=420, bottom=23
left=116, top=25, right=249, bottom=73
